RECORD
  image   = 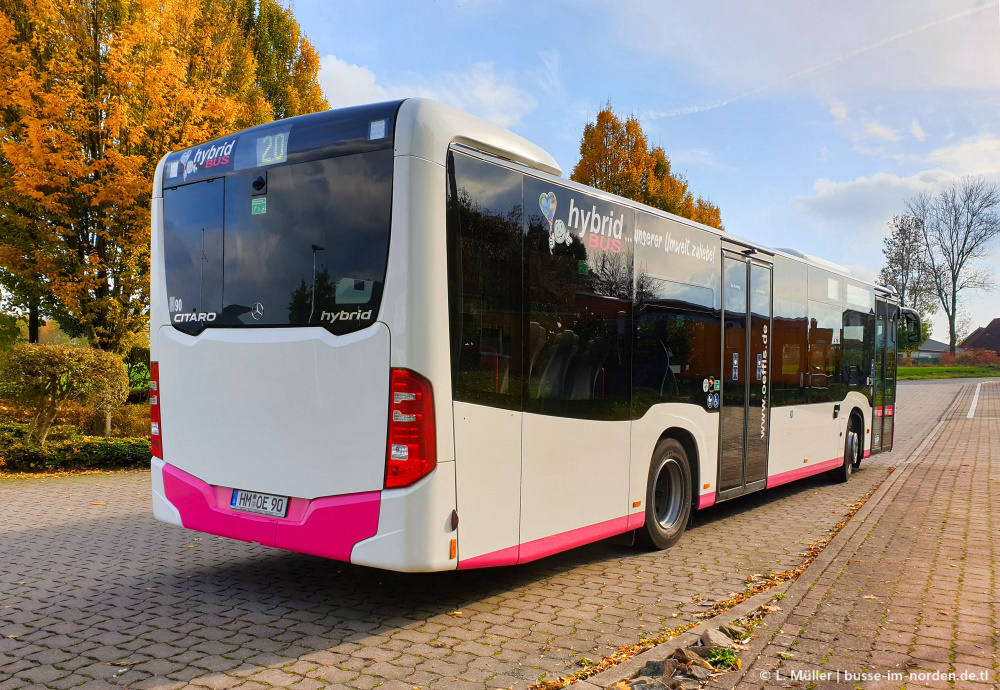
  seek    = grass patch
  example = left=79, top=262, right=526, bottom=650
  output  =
left=898, top=366, right=1000, bottom=380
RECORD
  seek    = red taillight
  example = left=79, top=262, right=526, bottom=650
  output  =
left=385, top=368, right=436, bottom=489
left=150, top=362, right=162, bottom=459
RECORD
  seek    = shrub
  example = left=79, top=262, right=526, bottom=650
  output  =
left=124, top=344, right=151, bottom=392
left=954, top=348, right=1000, bottom=367
left=938, top=352, right=956, bottom=366
left=0, top=344, right=129, bottom=445
left=1, top=432, right=150, bottom=472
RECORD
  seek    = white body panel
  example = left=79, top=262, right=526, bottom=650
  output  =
left=453, top=402, right=521, bottom=560
left=765, top=392, right=870, bottom=477
left=394, top=99, right=560, bottom=176
left=631, top=405, right=719, bottom=506
left=150, top=458, right=182, bottom=527
left=157, top=324, right=390, bottom=499
left=380, top=155, right=456, bottom=461
left=767, top=403, right=835, bottom=476
left=519, top=414, right=630, bottom=543
left=351, top=462, right=457, bottom=572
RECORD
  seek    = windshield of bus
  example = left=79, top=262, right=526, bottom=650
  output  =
left=160, top=102, right=399, bottom=336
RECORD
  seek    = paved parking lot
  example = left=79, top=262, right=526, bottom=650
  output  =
left=0, top=381, right=962, bottom=690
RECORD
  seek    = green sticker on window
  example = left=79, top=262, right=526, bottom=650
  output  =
left=578, top=260, right=589, bottom=275
left=251, top=198, right=267, bottom=215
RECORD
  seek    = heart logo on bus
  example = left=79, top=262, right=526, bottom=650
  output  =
left=539, top=192, right=557, bottom=223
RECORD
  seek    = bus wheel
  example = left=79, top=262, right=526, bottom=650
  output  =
left=830, top=421, right=859, bottom=484
left=850, top=418, right=864, bottom=469
left=640, top=439, right=692, bottom=550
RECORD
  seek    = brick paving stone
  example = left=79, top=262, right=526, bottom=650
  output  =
left=1, top=381, right=972, bottom=689
left=738, top=379, right=1000, bottom=689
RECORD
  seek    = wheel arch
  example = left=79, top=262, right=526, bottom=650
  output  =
left=849, top=406, right=865, bottom=450
left=655, top=427, right=700, bottom=510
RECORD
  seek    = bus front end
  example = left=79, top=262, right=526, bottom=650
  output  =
left=149, top=101, right=459, bottom=572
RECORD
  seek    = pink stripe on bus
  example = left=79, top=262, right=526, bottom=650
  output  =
left=697, top=493, right=716, bottom=509
left=457, top=545, right=519, bottom=569
left=517, top=515, right=632, bottom=564
left=161, top=463, right=380, bottom=562
left=766, top=457, right=842, bottom=489
left=863, top=449, right=871, bottom=459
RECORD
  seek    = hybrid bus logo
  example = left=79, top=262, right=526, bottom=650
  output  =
left=566, top=197, right=624, bottom=253
left=175, top=138, right=237, bottom=181
left=321, top=309, right=373, bottom=323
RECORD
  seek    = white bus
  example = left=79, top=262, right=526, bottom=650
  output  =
left=150, top=99, right=920, bottom=572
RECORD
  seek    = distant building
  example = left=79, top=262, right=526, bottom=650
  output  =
left=960, top=318, right=1000, bottom=355
left=914, top=338, right=956, bottom=363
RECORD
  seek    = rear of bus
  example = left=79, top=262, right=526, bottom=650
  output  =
left=149, top=100, right=559, bottom=572
left=149, top=101, right=456, bottom=571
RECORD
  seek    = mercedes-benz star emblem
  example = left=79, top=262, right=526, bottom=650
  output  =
left=251, top=302, right=264, bottom=320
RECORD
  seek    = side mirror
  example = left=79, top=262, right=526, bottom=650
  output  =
left=901, top=308, right=921, bottom=344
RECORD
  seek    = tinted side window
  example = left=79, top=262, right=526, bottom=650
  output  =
left=523, top=178, right=632, bottom=420
left=446, top=152, right=523, bottom=410
left=632, top=212, right=721, bottom=416
left=843, top=281, right=874, bottom=399
left=808, top=300, right=844, bottom=403
left=771, top=256, right=808, bottom=406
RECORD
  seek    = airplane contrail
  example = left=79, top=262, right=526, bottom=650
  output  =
left=648, top=2, right=995, bottom=119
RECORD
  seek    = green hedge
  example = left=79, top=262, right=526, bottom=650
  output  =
left=0, top=420, right=150, bottom=472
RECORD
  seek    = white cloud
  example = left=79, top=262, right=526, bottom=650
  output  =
left=864, top=121, right=901, bottom=142
left=791, top=170, right=953, bottom=229
left=319, top=56, right=388, bottom=106
left=910, top=120, right=927, bottom=142
left=921, top=134, right=1000, bottom=177
left=318, top=55, right=537, bottom=129
left=829, top=99, right=849, bottom=123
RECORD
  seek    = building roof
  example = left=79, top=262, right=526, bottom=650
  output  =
left=918, top=338, right=952, bottom=353
left=960, top=318, right=1000, bottom=352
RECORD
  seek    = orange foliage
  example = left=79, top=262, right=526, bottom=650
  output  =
left=571, top=102, right=724, bottom=230
left=0, top=0, right=327, bottom=351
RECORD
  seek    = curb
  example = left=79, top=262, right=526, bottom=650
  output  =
left=577, top=384, right=966, bottom=690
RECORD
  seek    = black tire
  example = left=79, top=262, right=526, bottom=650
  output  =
left=851, top=415, right=864, bottom=469
left=829, top=418, right=859, bottom=484
left=638, top=439, right=692, bottom=550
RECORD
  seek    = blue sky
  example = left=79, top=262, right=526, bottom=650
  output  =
left=295, top=0, right=1000, bottom=340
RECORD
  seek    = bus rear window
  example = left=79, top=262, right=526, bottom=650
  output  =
left=162, top=149, right=392, bottom=335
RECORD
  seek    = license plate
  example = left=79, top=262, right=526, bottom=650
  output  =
left=230, top=489, right=288, bottom=518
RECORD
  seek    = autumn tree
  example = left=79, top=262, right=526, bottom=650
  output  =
left=231, top=0, right=328, bottom=123
left=571, top=103, right=724, bottom=230
left=0, top=0, right=328, bottom=353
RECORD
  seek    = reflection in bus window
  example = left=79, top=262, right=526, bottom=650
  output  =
left=523, top=176, right=633, bottom=420
left=446, top=152, right=523, bottom=411
left=771, top=256, right=808, bottom=406
left=808, top=300, right=844, bottom=403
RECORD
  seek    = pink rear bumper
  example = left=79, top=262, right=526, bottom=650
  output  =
left=162, top=463, right=380, bottom=562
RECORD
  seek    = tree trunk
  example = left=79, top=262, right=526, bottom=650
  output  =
left=36, top=407, right=59, bottom=446
left=949, top=282, right=958, bottom=355
left=28, top=297, right=39, bottom=343
left=103, top=408, right=112, bottom=437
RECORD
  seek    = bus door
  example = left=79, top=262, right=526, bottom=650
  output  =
left=718, top=252, right=773, bottom=499
left=882, top=301, right=898, bottom=451
left=872, top=297, right=890, bottom=452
